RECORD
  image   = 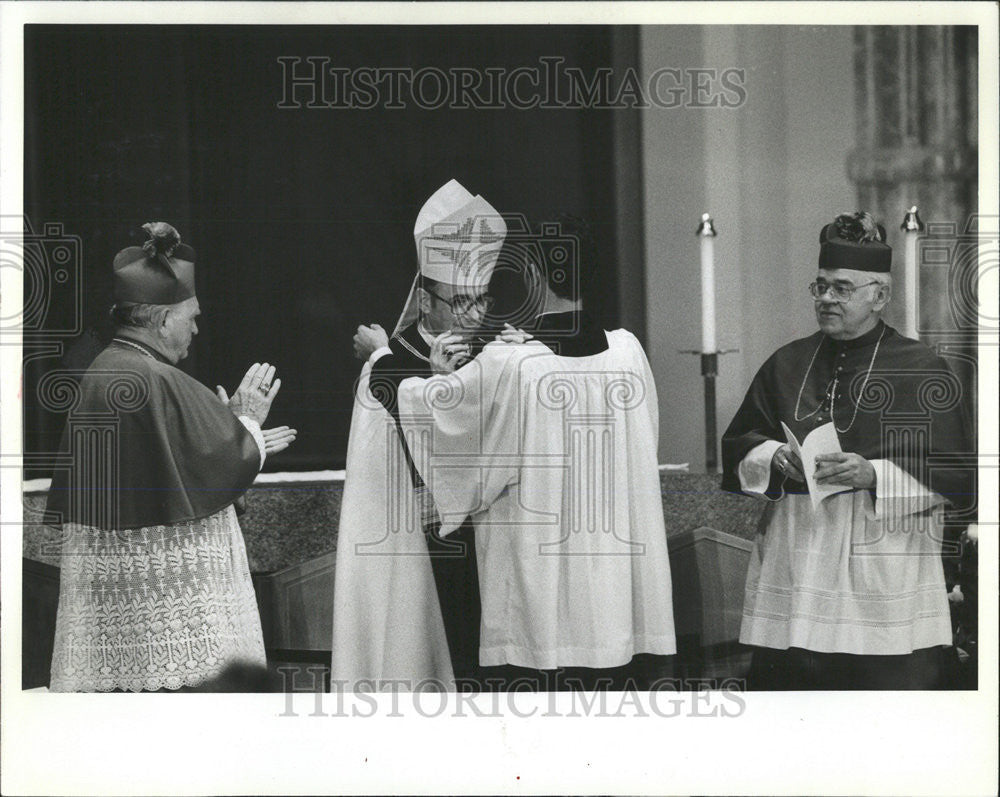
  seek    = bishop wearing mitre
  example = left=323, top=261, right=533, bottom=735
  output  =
left=375, top=208, right=676, bottom=690
left=333, top=180, right=505, bottom=689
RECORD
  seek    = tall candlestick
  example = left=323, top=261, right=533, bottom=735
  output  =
left=900, top=206, right=924, bottom=339
left=695, top=213, right=719, bottom=472
left=697, top=213, right=717, bottom=354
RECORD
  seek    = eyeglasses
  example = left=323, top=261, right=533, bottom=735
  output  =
left=425, top=286, right=495, bottom=315
left=808, top=280, right=881, bottom=303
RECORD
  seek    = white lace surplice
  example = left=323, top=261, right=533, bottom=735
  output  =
left=49, top=504, right=265, bottom=692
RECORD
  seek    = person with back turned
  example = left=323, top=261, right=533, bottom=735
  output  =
left=383, top=215, right=676, bottom=691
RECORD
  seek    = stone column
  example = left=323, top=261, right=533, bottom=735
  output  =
left=847, top=25, right=979, bottom=420
left=848, top=26, right=978, bottom=332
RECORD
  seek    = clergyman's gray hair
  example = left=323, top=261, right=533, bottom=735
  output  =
left=869, top=271, right=892, bottom=298
left=110, top=302, right=171, bottom=330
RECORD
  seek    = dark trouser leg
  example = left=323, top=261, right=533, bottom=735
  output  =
left=839, top=646, right=945, bottom=690
left=478, top=665, right=602, bottom=692
left=749, top=646, right=946, bottom=690
left=425, top=525, right=482, bottom=685
left=629, top=653, right=676, bottom=689
left=479, top=655, right=675, bottom=692
left=561, top=654, right=676, bottom=691
left=747, top=647, right=828, bottom=690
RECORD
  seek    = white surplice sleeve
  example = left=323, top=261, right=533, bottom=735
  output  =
left=866, top=458, right=946, bottom=521
left=636, top=337, right=660, bottom=442
left=237, top=415, right=266, bottom=469
left=397, top=344, right=522, bottom=535
left=737, top=439, right=784, bottom=499
left=368, top=346, right=392, bottom=365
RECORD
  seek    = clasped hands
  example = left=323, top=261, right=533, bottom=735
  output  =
left=352, top=322, right=472, bottom=374
left=429, top=323, right=534, bottom=374
left=217, top=362, right=297, bottom=456
left=772, top=445, right=875, bottom=489
left=353, top=322, right=533, bottom=375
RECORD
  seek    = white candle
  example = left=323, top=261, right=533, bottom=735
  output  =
left=901, top=206, right=923, bottom=339
left=698, top=213, right=717, bottom=354
left=903, top=234, right=918, bottom=338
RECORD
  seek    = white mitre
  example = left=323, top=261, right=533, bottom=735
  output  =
left=393, top=179, right=507, bottom=336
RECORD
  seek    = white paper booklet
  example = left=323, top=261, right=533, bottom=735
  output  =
left=780, top=421, right=854, bottom=509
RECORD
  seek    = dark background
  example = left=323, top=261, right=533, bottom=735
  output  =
left=24, top=25, right=626, bottom=472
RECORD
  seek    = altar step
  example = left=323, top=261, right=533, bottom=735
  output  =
left=21, top=526, right=753, bottom=689
left=667, top=527, right=754, bottom=682
left=252, top=526, right=755, bottom=683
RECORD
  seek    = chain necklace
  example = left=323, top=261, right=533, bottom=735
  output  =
left=793, top=326, right=886, bottom=434
left=393, top=333, right=430, bottom=364
left=112, top=337, right=157, bottom=360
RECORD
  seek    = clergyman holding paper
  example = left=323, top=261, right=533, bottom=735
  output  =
left=720, top=211, right=973, bottom=690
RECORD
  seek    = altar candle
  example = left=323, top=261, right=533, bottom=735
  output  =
left=697, top=213, right=718, bottom=354
left=900, top=206, right=924, bottom=339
